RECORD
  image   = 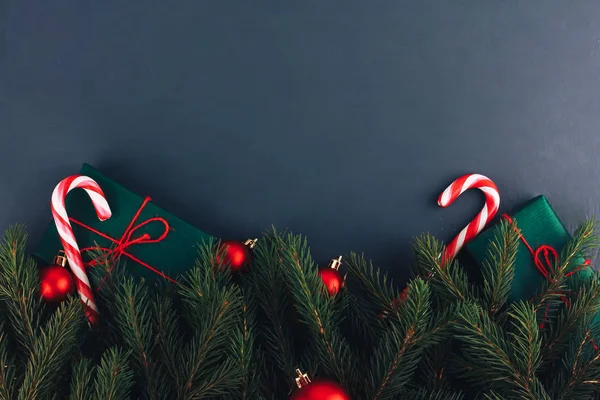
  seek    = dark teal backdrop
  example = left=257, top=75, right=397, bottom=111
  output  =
left=2, top=2, right=600, bottom=283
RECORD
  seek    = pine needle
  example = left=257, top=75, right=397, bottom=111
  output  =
left=112, top=277, right=167, bottom=400
left=0, top=226, right=42, bottom=354
left=369, top=278, right=433, bottom=400
left=482, top=220, right=519, bottom=314
left=344, top=252, right=398, bottom=312
left=93, top=348, right=134, bottom=400
left=177, top=240, right=243, bottom=399
left=276, top=231, right=358, bottom=393
left=69, top=358, right=94, bottom=400
left=0, top=325, right=15, bottom=400
left=18, top=297, right=83, bottom=400
left=246, top=231, right=296, bottom=389
left=412, top=234, right=471, bottom=302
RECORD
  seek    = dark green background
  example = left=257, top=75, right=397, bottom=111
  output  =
left=2, top=2, right=600, bottom=283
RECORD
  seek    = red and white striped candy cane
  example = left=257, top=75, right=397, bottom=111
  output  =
left=438, top=174, right=500, bottom=265
left=51, top=175, right=112, bottom=324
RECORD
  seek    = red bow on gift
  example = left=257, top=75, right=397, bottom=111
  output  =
left=503, top=214, right=591, bottom=330
left=71, top=196, right=176, bottom=288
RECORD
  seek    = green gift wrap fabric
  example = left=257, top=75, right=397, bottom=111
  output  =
left=35, top=164, right=214, bottom=284
left=466, top=195, right=593, bottom=302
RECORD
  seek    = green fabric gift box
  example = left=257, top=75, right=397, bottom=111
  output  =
left=35, top=163, right=214, bottom=284
left=466, top=195, right=593, bottom=302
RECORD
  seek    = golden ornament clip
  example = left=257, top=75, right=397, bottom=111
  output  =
left=328, top=255, right=342, bottom=270
left=53, top=250, right=68, bottom=267
left=244, top=238, right=259, bottom=249
left=295, top=368, right=311, bottom=388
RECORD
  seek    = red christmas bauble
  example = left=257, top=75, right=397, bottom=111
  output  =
left=218, top=240, right=252, bottom=272
left=290, top=379, right=350, bottom=400
left=39, top=263, right=75, bottom=302
left=318, top=268, right=343, bottom=296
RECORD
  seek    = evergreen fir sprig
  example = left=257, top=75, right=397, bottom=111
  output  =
left=417, top=342, right=454, bottom=393
left=19, top=296, right=83, bottom=400
left=552, top=326, right=600, bottom=399
left=177, top=240, right=243, bottom=399
left=69, top=358, right=94, bottom=400
left=532, top=220, right=599, bottom=332
left=93, top=348, right=134, bottom=400
left=368, top=278, right=434, bottom=400
left=0, top=325, right=15, bottom=400
left=560, top=220, right=599, bottom=275
left=412, top=234, right=471, bottom=302
left=233, top=287, right=261, bottom=400
left=542, top=273, right=600, bottom=367
left=276, top=231, right=359, bottom=393
left=0, top=226, right=42, bottom=354
left=343, top=289, right=382, bottom=363
left=87, top=246, right=123, bottom=306
left=454, top=302, right=549, bottom=399
left=111, top=276, right=167, bottom=400
left=344, top=252, right=398, bottom=314
left=507, top=301, right=542, bottom=383
left=482, top=220, right=519, bottom=315
left=483, top=391, right=505, bottom=400
left=404, top=387, right=464, bottom=400
left=152, top=292, right=181, bottom=396
left=247, top=232, right=296, bottom=391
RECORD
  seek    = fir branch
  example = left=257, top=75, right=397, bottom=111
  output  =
left=186, top=358, right=242, bottom=400
left=69, top=358, right=94, bottom=400
left=0, top=325, right=15, bottom=400
left=276, top=231, right=358, bottom=392
left=18, top=297, right=83, bottom=400
left=152, top=291, right=182, bottom=395
left=454, top=302, right=549, bottom=400
left=87, top=246, right=121, bottom=299
left=542, top=273, right=600, bottom=366
left=412, top=234, right=470, bottom=302
left=482, top=220, right=519, bottom=315
left=420, top=303, right=459, bottom=346
left=344, top=289, right=382, bottom=362
left=418, top=342, right=454, bottom=392
left=177, top=240, right=243, bottom=399
left=482, top=392, right=505, bottom=400
left=369, top=278, right=433, bottom=400
left=405, top=387, right=464, bottom=400
left=507, top=301, right=542, bottom=383
left=0, top=226, right=42, bottom=354
left=247, top=232, right=296, bottom=386
left=534, top=220, right=599, bottom=318
left=112, top=277, right=166, bottom=400
left=234, top=287, right=261, bottom=400
left=560, top=220, right=598, bottom=274
left=344, top=252, right=398, bottom=312
left=93, top=348, right=134, bottom=400
left=552, top=326, right=600, bottom=399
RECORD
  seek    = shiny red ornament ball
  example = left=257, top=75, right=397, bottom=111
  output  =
left=39, top=264, right=75, bottom=302
left=290, top=379, right=350, bottom=400
left=318, top=267, right=343, bottom=296
left=218, top=240, right=251, bottom=272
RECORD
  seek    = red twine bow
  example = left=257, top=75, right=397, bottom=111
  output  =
left=70, top=197, right=177, bottom=289
left=502, top=214, right=591, bottom=330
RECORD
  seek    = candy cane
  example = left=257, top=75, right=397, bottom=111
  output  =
left=51, top=175, right=112, bottom=324
left=438, top=174, right=500, bottom=265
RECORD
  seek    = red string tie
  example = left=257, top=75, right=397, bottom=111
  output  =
left=70, top=197, right=176, bottom=289
left=502, top=214, right=590, bottom=328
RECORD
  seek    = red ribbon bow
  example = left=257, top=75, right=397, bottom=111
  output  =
left=71, top=197, right=176, bottom=289
left=502, top=214, right=591, bottom=329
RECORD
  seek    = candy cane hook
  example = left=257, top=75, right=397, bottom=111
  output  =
left=438, top=174, right=500, bottom=265
left=51, top=175, right=112, bottom=324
